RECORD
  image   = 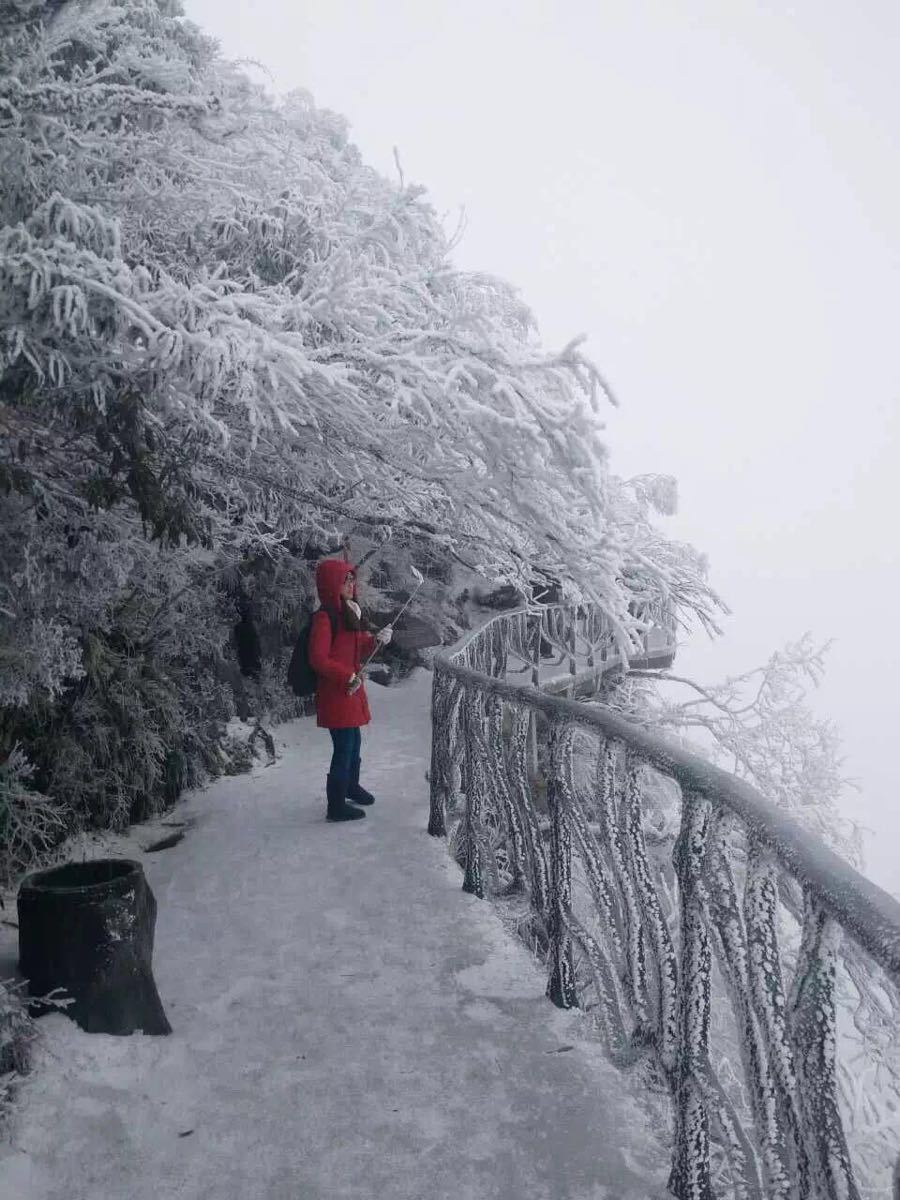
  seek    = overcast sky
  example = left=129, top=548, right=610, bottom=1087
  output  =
left=182, top=0, right=899, bottom=891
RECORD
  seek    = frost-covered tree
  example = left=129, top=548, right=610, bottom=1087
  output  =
left=0, top=0, right=719, bottom=697
left=0, top=0, right=724, bottom=857
left=624, top=636, right=859, bottom=857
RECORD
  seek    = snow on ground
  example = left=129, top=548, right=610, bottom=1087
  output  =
left=0, top=669, right=669, bottom=1200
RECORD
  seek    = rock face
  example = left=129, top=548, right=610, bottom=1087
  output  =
left=366, top=664, right=393, bottom=688
left=367, top=604, right=448, bottom=652
left=354, top=599, right=453, bottom=684
left=531, top=575, right=562, bottom=604
left=382, top=611, right=444, bottom=652
left=18, top=859, right=171, bottom=1036
left=472, top=575, right=561, bottom=609
left=472, top=583, right=523, bottom=610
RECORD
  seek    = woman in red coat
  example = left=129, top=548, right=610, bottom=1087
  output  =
left=308, top=558, right=392, bottom=822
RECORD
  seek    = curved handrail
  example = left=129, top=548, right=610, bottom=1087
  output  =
left=430, top=602, right=900, bottom=1199
left=440, top=653, right=900, bottom=981
left=448, top=601, right=675, bottom=686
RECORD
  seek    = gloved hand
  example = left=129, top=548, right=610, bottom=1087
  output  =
left=375, top=625, right=393, bottom=646
left=347, top=673, right=363, bottom=695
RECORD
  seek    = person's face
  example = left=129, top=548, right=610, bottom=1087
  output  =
left=341, top=573, right=355, bottom=601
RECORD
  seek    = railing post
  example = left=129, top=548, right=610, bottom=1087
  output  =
left=566, top=745, right=623, bottom=956
left=485, top=693, right=526, bottom=893
left=428, top=667, right=449, bottom=837
left=788, top=894, right=861, bottom=1200
left=567, top=609, right=577, bottom=696
left=461, top=688, right=485, bottom=898
left=669, top=791, right=714, bottom=1200
left=623, top=751, right=678, bottom=1074
left=598, top=740, right=650, bottom=1029
left=546, top=721, right=577, bottom=1008
left=744, top=839, right=810, bottom=1193
left=494, top=620, right=509, bottom=679
left=704, top=812, right=789, bottom=1197
left=508, top=705, right=551, bottom=929
left=528, top=611, right=541, bottom=779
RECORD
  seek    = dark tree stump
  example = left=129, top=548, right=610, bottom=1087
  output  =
left=17, top=859, right=171, bottom=1035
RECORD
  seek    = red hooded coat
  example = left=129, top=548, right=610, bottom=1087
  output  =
left=308, top=558, right=376, bottom=729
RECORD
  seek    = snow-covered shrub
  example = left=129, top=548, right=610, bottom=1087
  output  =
left=0, top=979, right=36, bottom=1119
left=0, top=745, right=69, bottom=886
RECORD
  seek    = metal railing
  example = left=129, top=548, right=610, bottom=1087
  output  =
left=428, top=603, right=900, bottom=1200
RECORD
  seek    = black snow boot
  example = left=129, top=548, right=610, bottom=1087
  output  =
left=326, top=773, right=365, bottom=822
left=346, top=756, right=375, bottom=806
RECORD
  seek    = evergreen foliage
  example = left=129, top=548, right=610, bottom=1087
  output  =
left=0, top=0, right=720, bottom=1093
left=0, top=0, right=719, bottom=878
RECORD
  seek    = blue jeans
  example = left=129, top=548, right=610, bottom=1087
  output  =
left=329, top=727, right=361, bottom=779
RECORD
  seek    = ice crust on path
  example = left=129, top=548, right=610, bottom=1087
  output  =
left=0, top=669, right=669, bottom=1200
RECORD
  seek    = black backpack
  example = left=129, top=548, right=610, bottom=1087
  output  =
left=287, top=610, right=337, bottom=697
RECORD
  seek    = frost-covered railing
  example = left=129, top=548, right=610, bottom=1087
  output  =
left=429, top=605, right=900, bottom=1200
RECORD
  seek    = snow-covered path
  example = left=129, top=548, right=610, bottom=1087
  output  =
left=1, top=669, right=668, bottom=1200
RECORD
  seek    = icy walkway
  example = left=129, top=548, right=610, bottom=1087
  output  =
left=1, top=669, right=668, bottom=1200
